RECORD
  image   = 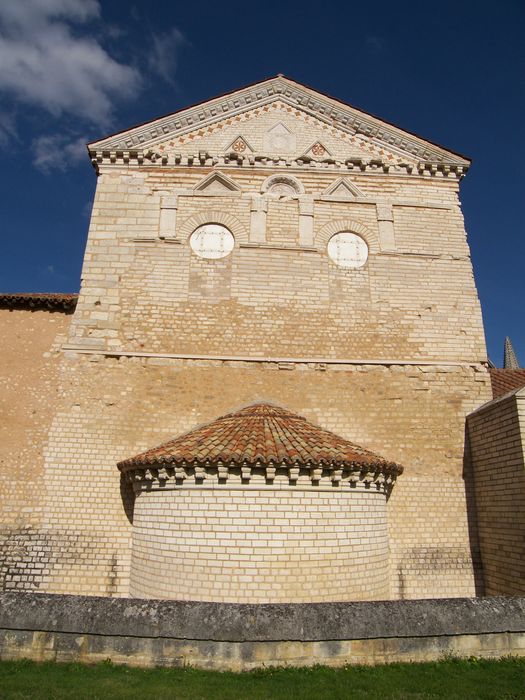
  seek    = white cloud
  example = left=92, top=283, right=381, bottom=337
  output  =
left=148, top=27, right=186, bottom=85
left=0, top=1, right=186, bottom=172
left=0, top=0, right=141, bottom=128
left=32, top=134, right=87, bottom=172
left=0, top=0, right=100, bottom=28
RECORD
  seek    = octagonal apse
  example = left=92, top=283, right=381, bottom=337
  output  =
left=118, top=404, right=403, bottom=603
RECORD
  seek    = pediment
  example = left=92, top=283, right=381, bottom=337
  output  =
left=324, top=177, right=365, bottom=198
left=193, top=171, right=241, bottom=194
left=88, top=75, right=470, bottom=167
left=142, top=101, right=419, bottom=167
left=302, top=141, right=332, bottom=159
left=224, top=135, right=254, bottom=154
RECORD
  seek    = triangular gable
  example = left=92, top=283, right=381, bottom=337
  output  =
left=88, top=75, right=470, bottom=166
left=301, top=141, right=333, bottom=159
left=324, top=177, right=365, bottom=198
left=193, top=171, right=241, bottom=194
left=143, top=102, right=416, bottom=167
left=224, top=135, right=254, bottom=154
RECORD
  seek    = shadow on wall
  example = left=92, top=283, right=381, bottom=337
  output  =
left=120, top=473, right=135, bottom=525
left=462, top=424, right=485, bottom=596
left=393, top=426, right=486, bottom=600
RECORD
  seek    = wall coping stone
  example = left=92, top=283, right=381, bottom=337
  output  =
left=1, top=593, right=524, bottom=643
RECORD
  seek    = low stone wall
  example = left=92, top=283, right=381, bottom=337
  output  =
left=0, top=593, right=524, bottom=671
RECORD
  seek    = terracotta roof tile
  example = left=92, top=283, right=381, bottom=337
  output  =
left=118, top=403, right=403, bottom=476
left=489, top=368, right=525, bottom=399
left=0, top=293, right=78, bottom=312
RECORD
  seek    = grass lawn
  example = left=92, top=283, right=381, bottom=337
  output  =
left=0, top=657, right=524, bottom=699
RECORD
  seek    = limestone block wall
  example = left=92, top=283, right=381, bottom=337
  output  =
left=130, top=485, right=390, bottom=603
left=0, top=85, right=494, bottom=603
left=67, top=165, right=486, bottom=363
left=18, top=353, right=490, bottom=600
left=0, top=308, right=71, bottom=591
left=467, top=388, right=525, bottom=595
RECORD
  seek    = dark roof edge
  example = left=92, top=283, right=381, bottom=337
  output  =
left=0, top=293, right=79, bottom=312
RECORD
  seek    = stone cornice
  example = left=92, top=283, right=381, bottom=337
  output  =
left=88, top=76, right=470, bottom=168
left=123, top=460, right=402, bottom=494
left=91, top=152, right=468, bottom=179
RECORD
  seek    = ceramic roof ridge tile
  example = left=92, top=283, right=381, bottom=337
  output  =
left=118, top=402, right=404, bottom=475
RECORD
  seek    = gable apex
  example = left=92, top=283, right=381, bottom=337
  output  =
left=88, top=75, right=470, bottom=168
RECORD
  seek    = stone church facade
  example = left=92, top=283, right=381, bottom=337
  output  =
left=1, top=76, right=522, bottom=602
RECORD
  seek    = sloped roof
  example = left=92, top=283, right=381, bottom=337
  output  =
left=89, top=75, right=469, bottom=166
left=0, top=293, right=78, bottom=312
left=489, top=368, right=525, bottom=399
left=118, top=403, right=403, bottom=475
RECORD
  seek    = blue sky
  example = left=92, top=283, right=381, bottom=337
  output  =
left=0, top=0, right=523, bottom=366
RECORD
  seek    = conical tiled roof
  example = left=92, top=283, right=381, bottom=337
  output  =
left=117, top=403, right=403, bottom=476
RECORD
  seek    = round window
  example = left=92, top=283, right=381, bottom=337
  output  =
left=327, top=232, right=368, bottom=269
left=190, top=224, right=235, bottom=259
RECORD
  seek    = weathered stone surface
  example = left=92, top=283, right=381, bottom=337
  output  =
left=1, top=593, right=524, bottom=642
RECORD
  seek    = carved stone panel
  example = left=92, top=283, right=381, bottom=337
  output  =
left=263, top=122, right=296, bottom=154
